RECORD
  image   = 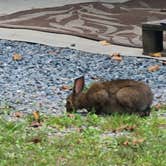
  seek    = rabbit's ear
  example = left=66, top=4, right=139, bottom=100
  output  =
left=73, top=76, right=85, bottom=94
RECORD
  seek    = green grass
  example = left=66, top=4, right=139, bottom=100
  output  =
left=0, top=106, right=165, bottom=166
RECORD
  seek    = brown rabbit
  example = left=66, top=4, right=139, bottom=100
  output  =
left=66, top=76, right=153, bottom=116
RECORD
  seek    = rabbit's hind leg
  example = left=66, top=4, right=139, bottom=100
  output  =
left=138, top=107, right=151, bottom=117
left=116, top=87, right=147, bottom=114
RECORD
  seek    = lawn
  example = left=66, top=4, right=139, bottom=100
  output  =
left=0, top=105, right=165, bottom=166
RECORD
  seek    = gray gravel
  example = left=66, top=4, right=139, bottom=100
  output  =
left=0, top=39, right=165, bottom=115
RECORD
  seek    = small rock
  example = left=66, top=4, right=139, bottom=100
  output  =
left=60, top=85, right=72, bottom=91
left=70, top=43, right=76, bottom=47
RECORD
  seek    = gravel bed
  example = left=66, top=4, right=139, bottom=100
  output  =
left=0, top=39, right=165, bottom=115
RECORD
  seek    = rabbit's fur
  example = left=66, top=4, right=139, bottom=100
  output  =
left=66, top=76, right=153, bottom=116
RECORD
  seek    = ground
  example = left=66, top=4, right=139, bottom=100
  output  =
left=0, top=105, right=165, bottom=165
left=0, top=1, right=166, bottom=165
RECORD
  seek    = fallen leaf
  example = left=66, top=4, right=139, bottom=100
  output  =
left=113, top=124, right=128, bottom=132
left=132, top=138, right=144, bottom=145
left=123, top=138, right=144, bottom=146
left=99, top=40, right=110, bottom=46
left=12, top=53, right=23, bottom=61
left=33, top=111, right=40, bottom=122
left=126, top=125, right=136, bottom=132
left=31, top=137, right=42, bottom=144
left=123, top=140, right=129, bottom=146
left=149, top=52, right=162, bottom=57
left=154, top=103, right=162, bottom=110
left=60, top=85, right=72, bottom=91
left=147, top=65, right=160, bottom=72
left=67, top=113, right=75, bottom=118
left=113, top=124, right=136, bottom=132
left=76, top=127, right=84, bottom=133
left=111, top=53, right=123, bottom=61
left=153, top=103, right=166, bottom=111
left=13, top=111, right=23, bottom=118
left=30, top=121, right=42, bottom=128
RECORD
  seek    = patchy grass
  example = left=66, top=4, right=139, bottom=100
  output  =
left=0, top=106, right=165, bottom=166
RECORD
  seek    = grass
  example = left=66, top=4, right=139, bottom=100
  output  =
left=0, top=106, right=165, bottom=166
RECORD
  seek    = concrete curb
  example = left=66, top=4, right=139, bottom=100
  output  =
left=0, top=28, right=166, bottom=61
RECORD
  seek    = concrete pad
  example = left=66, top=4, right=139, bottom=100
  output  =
left=0, top=0, right=165, bottom=61
left=0, top=27, right=166, bottom=61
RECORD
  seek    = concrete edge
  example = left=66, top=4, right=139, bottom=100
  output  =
left=0, top=28, right=166, bottom=61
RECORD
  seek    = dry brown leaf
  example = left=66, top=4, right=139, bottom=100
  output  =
left=31, top=137, right=42, bottom=144
left=148, top=65, right=160, bottom=72
left=113, top=124, right=136, bottom=133
left=126, top=125, right=136, bottom=132
left=99, top=40, right=110, bottom=46
left=149, top=52, right=162, bottom=57
left=153, top=103, right=165, bottom=111
left=154, top=103, right=162, bottom=111
left=67, top=113, right=75, bottom=118
left=123, top=138, right=144, bottom=146
left=60, top=85, right=72, bottom=91
left=13, top=111, right=23, bottom=118
left=111, top=53, right=123, bottom=61
left=114, top=124, right=128, bottom=132
left=12, top=53, right=23, bottom=61
left=132, top=138, right=144, bottom=145
left=76, top=127, right=84, bottom=133
left=123, top=140, right=129, bottom=146
left=33, top=111, right=40, bottom=122
left=30, top=121, right=42, bottom=128
left=112, top=52, right=120, bottom=57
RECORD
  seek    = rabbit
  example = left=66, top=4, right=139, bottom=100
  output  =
left=66, top=76, right=153, bottom=116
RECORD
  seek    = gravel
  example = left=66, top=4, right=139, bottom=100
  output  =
left=0, top=39, right=165, bottom=115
